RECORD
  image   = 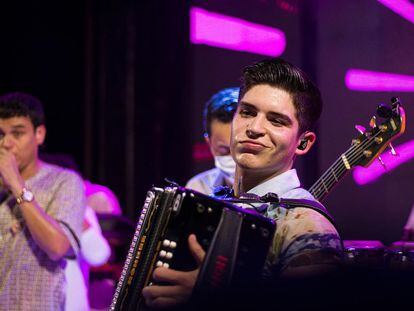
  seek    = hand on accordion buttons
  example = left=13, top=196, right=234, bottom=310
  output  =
left=142, top=234, right=205, bottom=309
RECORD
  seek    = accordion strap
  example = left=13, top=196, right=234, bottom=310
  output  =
left=193, top=208, right=243, bottom=294
left=278, top=198, right=336, bottom=228
left=220, top=191, right=336, bottom=229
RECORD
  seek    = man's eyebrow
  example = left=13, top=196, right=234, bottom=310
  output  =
left=239, top=101, right=293, bottom=125
left=267, top=111, right=293, bottom=125
left=10, top=124, right=27, bottom=130
left=238, top=101, right=257, bottom=109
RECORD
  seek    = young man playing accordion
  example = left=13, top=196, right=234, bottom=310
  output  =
left=142, top=58, right=342, bottom=309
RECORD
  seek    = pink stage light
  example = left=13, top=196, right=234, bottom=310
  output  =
left=345, top=69, right=414, bottom=92
left=377, top=0, right=414, bottom=24
left=353, top=139, right=414, bottom=185
left=190, top=7, right=286, bottom=57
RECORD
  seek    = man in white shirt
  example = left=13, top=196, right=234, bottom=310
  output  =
left=0, top=92, right=85, bottom=310
left=186, top=87, right=239, bottom=195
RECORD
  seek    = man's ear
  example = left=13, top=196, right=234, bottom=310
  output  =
left=35, top=125, right=46, bottom=146
left=295, top=131, right=316, bottom=156
left=204, top=133, right=210, bottom=146
left=204, top=133, right=216, bottom=156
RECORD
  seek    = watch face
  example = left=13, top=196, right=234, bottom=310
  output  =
left=22, top=190, right=34, bottom=202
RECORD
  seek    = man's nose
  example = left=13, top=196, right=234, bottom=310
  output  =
left=246, top=116, right=266, bottom=138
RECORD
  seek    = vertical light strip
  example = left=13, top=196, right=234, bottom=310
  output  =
left=353, top=139, right=414, bottom=185
left=378, top=0, right=414, bottom=24
left=190, top=7, right=286, bottom=57
left=345, top=69, right=414, bottom=92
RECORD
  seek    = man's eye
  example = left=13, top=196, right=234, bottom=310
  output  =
left=12, top=131, right=24, bottom=138
left=270, top=119, right=284, bottom=126
left=240, top=109, right=254, bottom=117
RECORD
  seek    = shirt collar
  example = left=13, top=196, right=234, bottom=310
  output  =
left=213, top=169, right=233, bottom=188
left=247, top=169, right=301, bottom=197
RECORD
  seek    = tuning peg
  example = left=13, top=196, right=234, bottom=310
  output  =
left=377, top=103, right=393, bottom=118
left=355, top=125, right=366, bottom=134
left=389, top=143, right=398, bottom=156
left=369, top=116, right=377, bottom=128
left=391, top=97, right=400, bottom=107
left=391, top=97, right=401, bottom=114
left=378, top=156, right=386, bottom=169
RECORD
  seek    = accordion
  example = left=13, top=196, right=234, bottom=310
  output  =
left=110, top=186, right=276, bottom=311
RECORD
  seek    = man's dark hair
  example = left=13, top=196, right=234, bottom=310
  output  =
left=0, top=92, right=45, bottom=128
left=204, top=87, right=239, bottom=136
left=239, top=58, right=322, bottom=134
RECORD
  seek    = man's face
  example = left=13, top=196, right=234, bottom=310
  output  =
left=231, top=84, right=304, bottom=178
left=206, top=119, right=232, bottom=156
left=0, top=116, right=45, bottom=172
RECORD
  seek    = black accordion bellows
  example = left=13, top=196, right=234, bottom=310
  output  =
left=110, top=186, right=275, bottom=311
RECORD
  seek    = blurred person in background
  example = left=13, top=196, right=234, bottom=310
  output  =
left=84, top=180, right=128, bottom=311
left=65, top=203, right=111, bottom=311
left=0, top=92, right=85, bottom=311
left=84, top=181, right=122, bottom=216
left=186, top=87, right=239, bottom=195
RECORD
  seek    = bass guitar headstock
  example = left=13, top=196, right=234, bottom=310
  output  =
left=350, top=97, right=405, bottom=168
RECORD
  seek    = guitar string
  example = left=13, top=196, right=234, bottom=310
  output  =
left=312, top=108, right=404, bottom=200
left=311, top=129, right=385, bottom=200
left=311, top=145, right=370, bottom=200
left=310, top=129, right=387, bottom=200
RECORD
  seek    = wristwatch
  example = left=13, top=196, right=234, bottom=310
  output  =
left=16, top=188, right=35, bottom=205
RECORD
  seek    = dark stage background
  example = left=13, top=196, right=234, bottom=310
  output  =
left=1, top=0, right=413, bottom=245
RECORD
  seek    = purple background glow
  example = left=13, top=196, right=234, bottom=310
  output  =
left=345, top=69, right=414, bottom=92
left=190, top=6, right=286, bottom=57
left=353, top=139, right=414, bottom=185
left=378, top=0, right=414, bottom=24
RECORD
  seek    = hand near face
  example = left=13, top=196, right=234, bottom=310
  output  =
left=142, top=234, right=206, bottom=309
left=0, top=147, right=24, bottom=194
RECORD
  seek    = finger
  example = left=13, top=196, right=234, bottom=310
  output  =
left=142, top=284, right=185, bottom=300
left=152, top=267, right=194, bottom=286
left=142, top=285, right=191, bottom=309
left=145, top=296, right=183, bottom=309
left=188, top=234, right=205, bottom=265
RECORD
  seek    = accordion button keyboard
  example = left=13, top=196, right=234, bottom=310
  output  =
left=159, top=250, right=167, bottom=258
left=166, top=252, right=173, bottom=259
left=170, top=241, right=177, bottom=249
left=162, top=239, right=171, bottom=247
